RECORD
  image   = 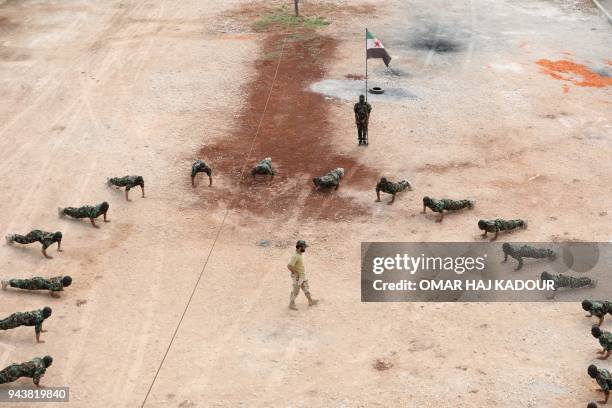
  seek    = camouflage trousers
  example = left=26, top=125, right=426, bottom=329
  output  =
left=11, top=232, right=38, bottom=245
left=9, top=278, right=47, bottom=291
left=357, top=122, right=368, bottom=142
left=0, top=364, right=22, bottom=384
left=0, top=315, right=22, bottom=331
left=61, top=207, right=89, bottom=219
left=290, top=273, right=310, bottom=302
left=558, top=275, right=594, bottom=289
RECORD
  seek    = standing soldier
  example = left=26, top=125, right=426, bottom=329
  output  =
left=2, top=276, right=72, bottom=298
left=0, top=356, right=53, bottom=387
left=286, top=240, right=318, bottom=310
left=5, top=230, right=62, bottom=259
left=354, top=94, right=372, bottom=146
left=0, top=307, right=52, bottom=343
left=107, top=175, right=145, bottom=201
left=191, top=160, right=213, bottom=187
left=58, top=201, right=109, bottom=228
left=588, top=364, right=612, bottom=404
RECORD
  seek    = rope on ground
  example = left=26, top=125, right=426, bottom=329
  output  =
left=140, top=32, right=289, bottom=408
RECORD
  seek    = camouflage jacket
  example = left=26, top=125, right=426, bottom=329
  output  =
left=0, top=310, right=46, bottom=334
left=597, top=368, right=612, bottom=391
left=354, top=101, right=372, bottom=123
left=590, top=301, right=612, bottom=317
left=191, top=160, right=212, bottom=178
left=251, top=158, right=274, bottom=175
left=0, top=358, right=47, bottom=384
left=314, top=168, right=344, bottom=188
left=32, top=230, right=60, bottom=250
left=600, top=332, right=612, bottom=350
left=10, top=276, right=64, bottom=292
left=377, top=179, right=410, bottom=194
left=110, top=175, right=144, bottom=190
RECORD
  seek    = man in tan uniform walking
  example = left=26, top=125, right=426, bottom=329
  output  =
left=287, top=240, right=318, bottom=310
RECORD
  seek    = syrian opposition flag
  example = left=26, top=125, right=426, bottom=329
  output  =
left=366, top=29, right=391, bottom=67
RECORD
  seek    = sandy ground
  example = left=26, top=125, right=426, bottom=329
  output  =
left=0, top=0, right=610, bottom=407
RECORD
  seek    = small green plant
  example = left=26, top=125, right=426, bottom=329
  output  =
left=254, top=6, right=330, bottom=31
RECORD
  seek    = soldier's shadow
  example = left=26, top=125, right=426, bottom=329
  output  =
left=0, top=288, right=63, bottom=301
left=5, top=246, right=51, bottom=262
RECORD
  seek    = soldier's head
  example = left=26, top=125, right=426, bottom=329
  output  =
left=136, top=176, right=145, bottom=188
left=477, top=220, right=487, bottom=231
left=592, top=324, right=603, bottom=339
left=359, top=94, right=365, bottom=103
left=53, top=232, right=62, bottom=242
left=502, top=243, right=511, bottom=253
left=43, top=356, right=53, bottom=368
left=336, top=168, right=345, bottom=178
left=265, top=157, right=272, bottom=162
left=62, top=276, right=72, bottom=287
left=100, top=201, right=110, bottom=214
left=296, top=240, right=308, bottom=253
left=312, top=177, right=320, bottom=187
left=588, top=402, right=599, bottom=408
left=583, top=300, right=593, bottom=311
left=42, top=307, right=52, bottom=318
left=540, top=271, right=553, bottom=281
left=588, top=364, right=599, bottom=378
left=380, top=177, right=387, bottom=183
left=423, top=196, right=432, bottom=206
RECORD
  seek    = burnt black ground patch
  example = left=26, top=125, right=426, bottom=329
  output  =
left=411, top=37, right=462, bottom=53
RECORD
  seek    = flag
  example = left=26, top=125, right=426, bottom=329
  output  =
left=366, top=29, right=391, bottom=67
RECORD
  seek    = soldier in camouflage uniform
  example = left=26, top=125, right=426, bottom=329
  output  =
left=592, top=325, right=612, bottom=360
left=541, top=271, right=596, bottom=299
left=0, top=307, right=52, bottom=343
left=583, top=300, right=612, bottom=326
left=375, top=177, right=412, bottom=204
left=2, top=276, right=72, bottom=298
left=423, top=196, right=474, bottom=222
left=588, top=364, right=612, bottom=404
left=58, top=201, right=109, bottom=228
left=501, top=243, right=556, bottom=271
left=191, top=159, right=213, bottom=187
left=0, top=356, right=52, bottom=387
left=107, top=175, right=145, bottom=201
left=313, top=168, right=344, bottom=190
left=251, top=157, right=274, bottom=178
left=5, top=230, right=62, bottom=259
left=354, top=94, right=372, bottom=146
left=478, top=219, right=527, bottom=240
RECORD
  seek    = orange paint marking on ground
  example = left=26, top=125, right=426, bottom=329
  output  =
left=536, top=59, right=612, bottom=88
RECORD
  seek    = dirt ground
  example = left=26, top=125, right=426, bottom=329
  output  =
left=0, top=0, right=611, bottom=407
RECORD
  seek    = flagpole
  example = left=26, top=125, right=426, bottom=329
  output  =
left=365, top=27, right=368, bottom=102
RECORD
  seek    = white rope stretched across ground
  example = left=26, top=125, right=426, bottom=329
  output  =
left=139, top=32, right=289, bottom=408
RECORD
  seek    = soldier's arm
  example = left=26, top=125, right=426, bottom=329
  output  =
left=89, top=218, right=99, bottom=228
left=35, top=323, right=44, bottom=343
left=436, top=211, right=444, bottom=222
left=600, top=316, right=605, bottom=325
left=515, top=257, right=523, bottom=271
left=42, top=247, right=53, bottom=259
left=208, top=174, right=213, bottom=187
left=49, top=290, right=60, bottom=298
left=141, top=185, right=145, bottom=197
left=502, top=251, right=508, bottom=263
left=491, top=230, right=499, bottom=241
left=375, top=187, right=381, bottom=202
left=125, top=189, right=130, bottom=201
left=103, top=212, right=109, bottom=222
